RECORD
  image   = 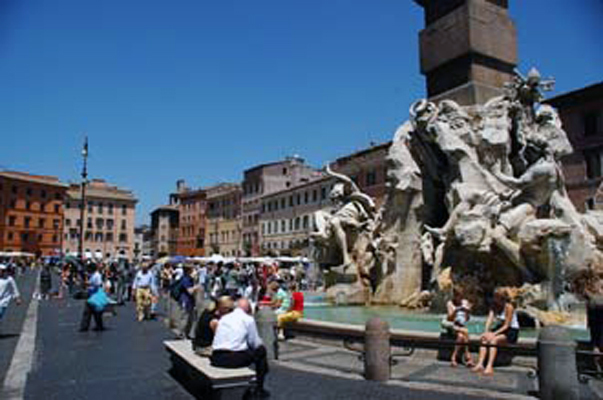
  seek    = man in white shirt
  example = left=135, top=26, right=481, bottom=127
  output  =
left=0, top=264, right=21, bottom=325
left=211, top=298, right=270, bottom=398
left=133, top=263, right=157, bottom=321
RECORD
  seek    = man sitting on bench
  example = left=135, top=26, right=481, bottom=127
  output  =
left=210, top=298, right=270, bottom=398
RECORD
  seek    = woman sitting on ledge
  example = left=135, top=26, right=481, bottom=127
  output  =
left=472, top=288, right=519, bottom=376
left=445, top=288, right=474, bottom=367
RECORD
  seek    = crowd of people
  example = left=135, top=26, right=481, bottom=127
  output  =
left=5, top=254, right=603, bottom=388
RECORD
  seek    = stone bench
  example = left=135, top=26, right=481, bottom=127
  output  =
left=164, top=340, right=256, bottom=400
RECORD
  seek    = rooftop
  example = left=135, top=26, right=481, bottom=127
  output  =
left=546, top=81, right=603, bottom=108
left=67, top=179, right=137, bottom=202
left=331, top=141, right=392, bottom=166
left=0, top=170, right=68, bottom=188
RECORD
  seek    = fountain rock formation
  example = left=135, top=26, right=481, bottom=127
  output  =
left=312, top=69, right=603, bottom=312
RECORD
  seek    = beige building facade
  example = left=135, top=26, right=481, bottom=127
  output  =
left=205, top=183, right=242, bottom=257
left=259, top=176, right=335, bottom=256
left=241, top=156, right=321, bottom=256
left=62, top=179, right=137, bottom=260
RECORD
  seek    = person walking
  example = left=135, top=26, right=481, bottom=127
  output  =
left=79, top=264, right=106, bottom=332
left=177, top=265, right=197, bottom=338
left=39, top=265, right=52, bottom=300
left=0, top=264, right=22, bottom=330
left=133, top=263, right=157, bottom=322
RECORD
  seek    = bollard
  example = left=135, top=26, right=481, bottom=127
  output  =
left=364, top=317, right=390, bottom=381
left=255, top=306, right=278, bottom=360
left=537, top=325, right=580, bottom=400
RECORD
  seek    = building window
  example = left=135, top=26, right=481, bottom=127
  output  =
left=282, top=167, right=288, bottom=175
left=88, top=201, right=93, bottom=212
left=38, top=234, right=43, bottom=242
left=53, top=219, right=60, bottom=229
left=108, top=204, right=114, bottom=214
left=586, top=198, right=596, bottom=210
left=41, top=190, right=47, bottom=199
left=53, top=234, right=58, bottom=243
left=7, top=232, right=13, bottom=241
left=26, top=187, right=32, bottom=197
left=98, top=203, right=103, bottom=214
left=95, top=232, right=103, bottom=242
left=10, top=199, right=16, bottom=208
left=11, top=185, right=17, bottom=194
left=321, top=187, right=327, bottom=200
left=121, top=220, right=126, bottom=230
left=22, top=233, right=29, bottom=242
left=54, top=204, right=60, bottom=213
left=366, top=170, right=377, bottom=186
left=106, top=233, right=113, bottom=242
left=281, top=220, right=286, bottom=232
left=24, top=217, right=31, bottom=228
left=66, top=219, right=71, bottom=227
left=289, top=196, right=294, bottom=207
left=87, top=218, right=92, bottom=229
left=295, top=217, right=301, bottom=231
left=303, top=215, right=309, bottom=229
left=122, top=205, right=127, bottom=215
left=584, top=111, right=599, bottom=137
left=25, top=201, right=31, bottom=210
left=585, top=151, right=603, bottom=179
left=96, top=218, right=104, bottom=229
left=296, top=194, right=301, bottom=205
left=85, top=232, right=92, bottom=240
left=8, top=216, right=16, bottom=226
left=312, top=190, right=318, bottom=202
left=54, top=192, right=61, bottom=200
left=38, top=218, right=45, bottom=228
left=304, top=191, right=309, bottom=204
left=280, top=198, right=286, bottom=209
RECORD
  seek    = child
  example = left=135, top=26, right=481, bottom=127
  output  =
left=447, top=288, right=474, bottom=367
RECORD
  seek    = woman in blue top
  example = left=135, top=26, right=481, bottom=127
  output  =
left=472, top=288, right=519, bottom=376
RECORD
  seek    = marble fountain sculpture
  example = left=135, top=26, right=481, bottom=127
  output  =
left=310, top=69, right=603, bottom=319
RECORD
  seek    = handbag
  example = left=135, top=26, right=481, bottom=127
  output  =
left=87, top=288, right=110, bottom=312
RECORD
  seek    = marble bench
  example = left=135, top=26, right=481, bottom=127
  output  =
left=164, top=340, right=256, bottom=400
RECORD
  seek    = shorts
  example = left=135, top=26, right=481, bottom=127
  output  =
left=505, top=328, right=519, bottom=344
left=492, top=322, right=519, bottom=344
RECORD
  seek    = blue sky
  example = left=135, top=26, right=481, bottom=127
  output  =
left=1, top=0, right=601, bottom=224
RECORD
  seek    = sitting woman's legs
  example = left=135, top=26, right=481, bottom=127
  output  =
left=472, top=337, right=490, bottom=372
left=483, top=334, right=507, bottom=375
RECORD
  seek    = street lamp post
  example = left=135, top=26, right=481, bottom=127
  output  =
left=78, top=137, right=89, bottom=264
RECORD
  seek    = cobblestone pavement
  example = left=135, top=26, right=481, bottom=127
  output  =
left=3, top=279, right=601, bottom=399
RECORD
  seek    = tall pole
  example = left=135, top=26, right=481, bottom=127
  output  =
left=78, top=137, right=89, bottom=264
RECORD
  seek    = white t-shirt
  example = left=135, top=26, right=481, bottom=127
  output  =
left=0, top=276, right=20, bottom=307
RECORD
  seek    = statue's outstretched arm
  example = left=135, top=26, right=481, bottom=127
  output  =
left=325, top=164, right=360, bottom=193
